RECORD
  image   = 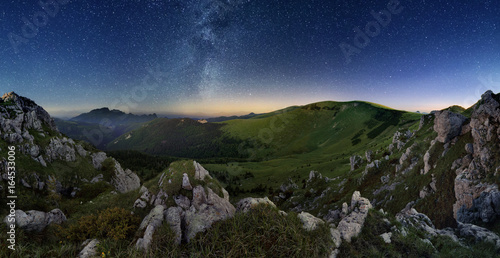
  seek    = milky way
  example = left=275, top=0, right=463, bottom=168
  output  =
left=1, top=0, right=499, bottom=117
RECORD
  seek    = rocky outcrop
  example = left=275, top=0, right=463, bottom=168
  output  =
left=136, top=205, right=165, bottom=250
left=111, top=160, right=141, bottom=193
left=165, top=207, right=183, bottom=245
left=452, top=91, right=500, bottom=224
left=457, top=222, right=500, bottom=249
left=3, top=208, right=66, bottom=232
left=456, top=189, right=500, bottom=224
left=350, top=155, right=363, bottom=171
left=135, top=161, right=235, bottom=250
left=336, top=191, right=372, bottom=242
left=433, top=110, right=467, bottom=143
left=1, top=92, right=56, bottom=131
left=0, top=91, right=140, bottom=197
left=91, top=152, right=108, bottom=170
left=185, top=186, right=235, bottom=241
left=45, top=137, right=77, bottom=162
left=194, top=161, right=211, bottom=180
left=396, top=205, right=458, bottom=242
left=236, top=197, right=276, bottom=213
left=298, top=212, right=324, bottom=231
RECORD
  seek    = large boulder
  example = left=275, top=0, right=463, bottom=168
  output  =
left=456, top=189, right=500, bottom=224
left=185, top=186, right=235, bottom=241
left=165, top=207, right=183, bottom=245
left=297, top=212, right=324, bottom=231
left=236, top=197, right=276, bottom=213
left=433, top=110, right=467, bottom=143
left=111, top=160, right=140, bottom=193
left=3, top=208, right=66, bottom=232
left=457, top=222, right=500, bottom=249
left=91, top=152, right=108, bottom=170
left=136, top=205, right=165, bottom=250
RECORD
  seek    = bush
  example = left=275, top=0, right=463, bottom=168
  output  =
left=59, top=207, right=139, bottom=242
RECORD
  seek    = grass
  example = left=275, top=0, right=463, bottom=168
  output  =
left=147, top=204, right=332, bottom=257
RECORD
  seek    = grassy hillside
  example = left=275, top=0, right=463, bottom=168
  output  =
left=104, top=100, right=422, bottom=203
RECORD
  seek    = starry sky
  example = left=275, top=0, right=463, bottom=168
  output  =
left=1, top=0, right=499, bottom=117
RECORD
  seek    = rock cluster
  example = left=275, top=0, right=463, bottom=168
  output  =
left=0, top=91, right=140, bottom=195
left=335, top=191, right=373, bottom=242
left=3, top=208, right=66, bottom=232
left=135, top=161, right=235, bottom=250
left=452, top=91, right=500, bottom=224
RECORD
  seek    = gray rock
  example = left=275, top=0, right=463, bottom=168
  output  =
left=433, top=110, right=467, bottom=143
left=194, top=161, right=211, bottom=180
left=174, top=195, right=191, bottom=210
left=380, top=232, right=392, bottom=244
left=136, top=205, right=165, bottom=250
left=456, top=190, right=500, bottom=224
left=182, top=173, right=193, bottom=190
left=37, top=156, right=47, bottom=167
left=457, top=222, right=500, bottom=249
left=45, top=137, right=76, bottom=162
left=91, top=152, right=107, bottom=170
left=3, top=208, right=66, bottom=232
left=423, top=151, right=431, bottom=174
left=75, top=144, right=87, bottom=157
left=21, top=178, right=31, bottom=188
left=78, top=239, right=99, bottom=258
left=133, top=199, right=147, bottom=209
left=153, top=189, right=168, bottom=207
left=90, top=174, right=103, bottom=183
left=235, top=196, right=277, bottom=213
left=365, top=150, right=373, bottom=163
left=350, top=155, right=363, bottom=171
left=139, top=205, right=165, bottom=231
left=297, top=211, right=324, bottom=231
left=337, top=191, right=372, bottom=242
left=165, top=206, right=183, bottom=245
left=330, top=227, right=341, bottom=248
left=465, top=143, right=474, bottom=154
left=184, top=187, right=235, bottom=242
left=111, top=161, right=140, bottom=193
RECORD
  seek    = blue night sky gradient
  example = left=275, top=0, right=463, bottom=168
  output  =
left=1, top=0, right=499, bottom=117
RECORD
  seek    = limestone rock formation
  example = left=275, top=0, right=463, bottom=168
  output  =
left=111, top=160, right=141, bottom=193
left=3, top=208, right=66, bottom=232
left=336, top=191, right=372, bottom=242
left=350, top=155, right=363, bottom=171
left=78, top=239, right=100, bottom=258
left=136, top=205, right=165, bottom=250
left=236, top=196, right=277, bottom=213
left=297, top=211, right=324, bottom=231
left=433, top=110, right=467, bottom=143
left=135, top=161, right=235, bottom=250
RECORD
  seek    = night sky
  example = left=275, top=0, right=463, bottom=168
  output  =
left=1, top=0, right=499, bottom=117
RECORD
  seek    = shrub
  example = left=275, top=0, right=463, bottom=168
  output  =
left=59, top=207, right=139, bottom=242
